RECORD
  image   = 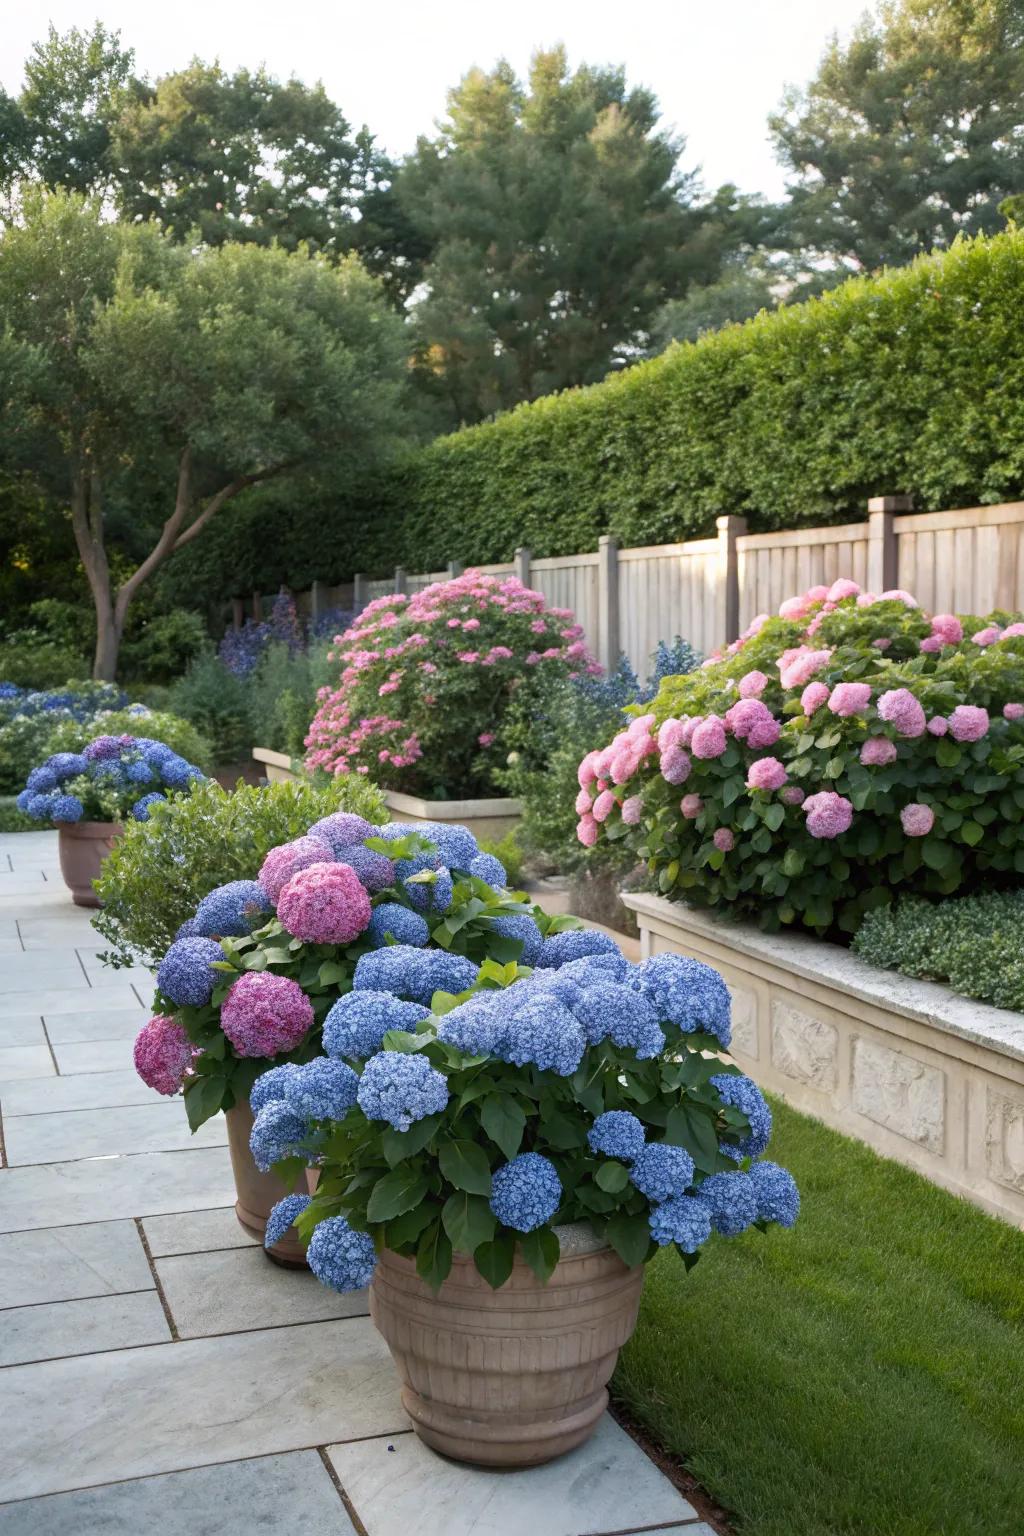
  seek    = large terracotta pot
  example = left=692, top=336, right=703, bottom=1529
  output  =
left=57, top=820, right=123, bottom=907
left=224, top=1101, right=312, bottom=1268
left=369, top=1225, right=645, bottom=1467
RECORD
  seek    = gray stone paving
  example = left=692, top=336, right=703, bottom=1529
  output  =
left=0, top=831, right=710, bottom=1535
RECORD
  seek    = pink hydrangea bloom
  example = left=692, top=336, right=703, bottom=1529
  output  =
left=780, top=785, right=805, bottom=806
left=972, top=626, right=1002, bottom=647
left=878, top=589, right=918, bottom=607
left=660, top=745, right=692, bottom=785
left=725, top=698, right=770, bottom=738
left=691, top=717, right=727, bottom=759
left=1002, top=622, right=1024, bottom=638
left=628, top=713, right=657, bottom=738
left=860, top=737, right=897, bottom=766
left=801, top=681, right=831, bottom=715
left=948, top=705, right=989, bottom=742
left=778, top=646, right=833, bottom=691
left=738, top=670, right=768, bottom=698
left=827, top=578, right=861, bottom=602
left=259, top=835, right=333, bottom=904
left=578, top=751, right=601, bottom=788
left=134, top=1015, right=193, bottom=1096
left=621, top=795, right=643, bottom=824
left=592, top=789, right=617, bottom=823
left=778, top=594, right=814, bottom=621
left=855, top=593, right=877, bottom=608
left=877, top=688, right=926, bottom=738
left=575, top=788, right=593, bottom=815
left=680, top=793, right=703, bottom=818
left=748, top=717, right=781, bottom=748
left=657, top=718, right=686, bottom=752
left=873, top=637, right=892, bottom=650
left=610, top=749, right=643, bottom=784
left=221, top=971, right=314, bottom=1058
left=576, top=814, right=599, bottom=847
left=828, top=682, right=872, bottom=717
left=929, top=614, right=962, bottom=645
left=1004, top=703, right=1024, bottom=721
left=802, top=791, right=854, bottom=839
left=900, top=803, right=935, bottom=837
left=712, top=827, right=735, bottom=852
left=277, top=862, right=372, bottom=945
left=679, top=716, right=703, bottom=747
left=919, top=636, right=942, bottom=654
left=927, top=716, right=949, bottom=736
left=746, top=756, right=788, bottom=791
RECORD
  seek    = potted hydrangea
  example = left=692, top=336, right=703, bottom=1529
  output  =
left=301, top=570, right=601, bottom=842
left=254, top=933, right=798, bottom=1466
left=16, top=734, right=206, bottom=906
left=133, top=811, right=571, bottom=1265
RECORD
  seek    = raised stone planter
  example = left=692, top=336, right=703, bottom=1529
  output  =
left=623, top=891, right=1024, bottom=1227
left=251, top=746, right=298, bottom=784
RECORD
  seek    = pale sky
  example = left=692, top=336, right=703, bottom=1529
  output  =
left=0, top=0, right=872, bottom=198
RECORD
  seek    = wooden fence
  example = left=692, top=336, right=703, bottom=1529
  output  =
left=233, top=497, right=1024, bottom=674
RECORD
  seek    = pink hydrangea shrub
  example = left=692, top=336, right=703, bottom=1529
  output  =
left=877, top=689, right=926, bottom=738
left=621, top=795, right=643, bottom=824
left=691, top=717, right=727, bottom=759
left=802, top=791, right=853, bottom=839
left=680, top=793, right=703, bottom=818
left=712, top=828, right=735, bottom=852
left=746, top=757, right=788, bottom=791
left=860, top=737, right=897, bottom=766
left=828, top=682, right=872, bottom=717
left=221, top=972, right=314, bottom=1057
left=801, top=681, right=831, bottom=715
left=259, top=836, right=333, bottom=903
left=948, top=705, right=989, bottom=742
left=738, top=670, right=768, bottom=698
left=900, top=803, right=935, bottom=837
left=277, top=863, right=372, bottom=945
left=134, top=1015, right=193, bottom=1095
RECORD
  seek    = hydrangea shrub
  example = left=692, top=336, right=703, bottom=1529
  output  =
left=15, top=734, right=206, bottom=827
left=305, top=570, right=599, bottom=797
left=579, top=581, right=1024, bottom=933
left=254, top=943, right=797, bottom=1294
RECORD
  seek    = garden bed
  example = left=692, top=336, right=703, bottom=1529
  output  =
left=623, top=892, right=1024, bottom=1225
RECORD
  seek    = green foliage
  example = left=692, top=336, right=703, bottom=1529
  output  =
left=119, top=610, right=208, bottom=684
left=649, top=258, right=778, bottom=348
left=0, top=638, right=89, bottom=689
left=168, top=653, right=253, bottom=763
left=477, top=831, right=524, bottom=887
left=93, top=775, right=387, bottom=968
left=44, top=707, right=214, bottom=774
left=0, top=796, right=33, bottom=832
left=852, top=889, right=1024, bottom=1009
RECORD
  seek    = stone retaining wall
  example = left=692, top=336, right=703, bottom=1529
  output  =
left=623, top=892, right=1024, bottom=1227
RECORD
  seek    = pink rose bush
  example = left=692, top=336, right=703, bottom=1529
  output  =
left=578, top=580, right=1024, bottom=933
left=305, top=571, right=598, bottom=797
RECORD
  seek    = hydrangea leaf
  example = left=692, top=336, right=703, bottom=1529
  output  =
left=384, top=1200, right=439, bottom=1251
left=439, top=1138, right=493, bottom=1195
left=366, top=1167, right=429, bottom=1223
left=518, top=1226, right=561, bottom=1284
left=183, top=1073, right=227, bottom=1131
left=480, top=1094, right=526, bottom=1161
left=441, top=1191, right=496, bottom=1254
left=415, top=1221, right=453, bottom=1293
left=474, top=1233, right=516, bottom=1289
left=380, top=1112, right=443, bottom=1168
left=595, top=1160, right=630, bottom=1194
left=606, top=1211, right=653, bottom=1268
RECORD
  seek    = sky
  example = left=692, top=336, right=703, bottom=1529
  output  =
left=0, top=0, right=872, bottom=198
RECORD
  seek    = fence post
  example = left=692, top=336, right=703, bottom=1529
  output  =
left=446, top=560, right=463, bottom=581
left=230, top=598, right=243, bottom=631
left=597, top=535, right=620, bottom=671
left=310, top=580, right=325, bottom=619
left=715, top=515, right=746, bottom=647
left=394, top=566, right=407, bottom=595
left=867, top=495, right=911, bottom=592
left=514, top=546, right=532, bottom=587
left=353, top=573, right=368, bottom=614
left=251, top=591, right=263, bottom=621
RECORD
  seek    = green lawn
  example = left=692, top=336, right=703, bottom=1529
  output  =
left=613, top=1098, right=1024, bottom=1536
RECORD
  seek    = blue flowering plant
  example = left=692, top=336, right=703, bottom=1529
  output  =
left=140, top=814, right=572, bottom=1133
left=15, top=734, right=206, bottom=827
left=254, top=934, right=799, bottom=1297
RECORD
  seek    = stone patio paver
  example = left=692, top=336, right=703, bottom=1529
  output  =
left=0, top=830, right=714, bottom=1535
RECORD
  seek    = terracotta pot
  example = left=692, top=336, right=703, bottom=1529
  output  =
left=57, top=820, right=123, bottom=907
left=369, top=1225, right=645, bottom=1467
left=224, top=1101, right=314, bottom=1268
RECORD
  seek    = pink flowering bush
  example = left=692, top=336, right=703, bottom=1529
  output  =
left=579, top=581, right=1024, bottom=933
left=305, top=571, right=598, bottom=796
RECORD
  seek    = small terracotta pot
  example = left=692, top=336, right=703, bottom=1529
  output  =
left=370, top=1226, right=645, bottom=1467
left=57, top=820, right=124, bottom=907
left=224, top=1101, right=314, bottom=1268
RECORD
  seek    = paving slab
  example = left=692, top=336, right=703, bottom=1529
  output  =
left=42, top=1005, right=144, bottom=1044
left=0, top=1068, right=153, bottom=1116
left=0, top=952, right=87, bottom=996
left=142, top=1206, right=258, bottom=1257
left=0, top=1449, right=357, bottom=1536
left=156, top=1246, right=369, bottom=1338
left=3, top=1101, right=225, bottom=1165
left=0, top=1043, right=54, bottom=1082
left=18, top=918, right=102, bottom=950
left=325, top=1415, right=698, bottom=1536
left=52, top=1037, right=133, bottom=1074
left=0, top=1289, right=170, bottom=1366
left=0, top=1316, right=404, bottom=1500
left=75, top=951, right=152, bottom=991
left=0, top=1015, right=46, bottom=1048
left=0, top=1219, right=153, bottom=1307
left=0, top=873, right=52, bottom=897
left=0, top=985, right=141, bottom=1019
left=0, top=1146, right=234, bottom=1232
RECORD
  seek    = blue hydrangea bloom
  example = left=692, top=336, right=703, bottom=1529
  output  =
left=91, top=761, right=127, bottom=787
left=249, top=1100, right=311, bottom=1172
left=588, top=1110, right=646, bottom=1162
left=366, top=903, right=429, bottom=949
left=323, top=991, right=429, bottom=1059
left=174, top=917, right=199, bottom=941
left=336, top=843, right=395, bottom=893
left=436, top=992, right=506, bottom=1057
left=15, top=789, right=32, bottom=813
left=156, top=936, right=224, bottom=1008
left=534, top=929, right=621, bottom=969
left=416, top=821, right=479, bottom=870
left=489, top=915, right=543, bottom=965
left=284, top=1058, right=359, bottom=1120
left=308, top=812, right=375, bottom=854
left=50, top=794, right=83, bottom=823
left=307, top=1215, right=377, bottom=1292
left=567, top=983, right=665, bottom=1058
left=490, top=1152, right=562, bottom=1233
left=47, top=752, right=87, bottom=779
left=264, top=1193, right=311, bottom=1250
left=194, top=880, right=272, bottom=939
left=631, top=955, right=732, bottom=1047
left=695, top=1171, right=758, bottom=1236
left=401, top=866, right=454, bottom=913
left=26, top=765, right=57, bottom=792
left=469, top=852, right=506, bottom=886
left=131, top=793, right=165, bottom=821
left=629, top=1143, right=695, bottom=1202
left=159, top=755, right=202, bottom=789
left=356, top=1050, right=449, bottom=1131
left=748, top=1160, right=800, bottom=1227
left=250, top=1062, right=302, bottom=1114
left=503, top=995, right=585, bottom=1076
left=353, top=946, right=478, bottom=1006
left=27, top=792, right=57, bottom=819
left=548, top=951, right=630, bottom=985
left=126, top=758, right=154, bottom=784
left=649, top=1196, right=713, bottom=1252
left=710, top=1073, right=772, bottom=1161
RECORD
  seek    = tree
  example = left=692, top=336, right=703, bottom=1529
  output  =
left=398, top=47, right=708, bottom=423
left=770, top=0, right=1024, bottom=273
left=15, top=22, right=139, bottom=195
left=0, top=190, right=409, bottom=678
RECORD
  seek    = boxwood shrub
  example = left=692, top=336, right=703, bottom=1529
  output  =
left=852, top=890, right=1024, bottom=1011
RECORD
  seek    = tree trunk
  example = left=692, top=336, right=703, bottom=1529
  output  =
left=69, top=462, right=121, bottom=681
left=93, top=607, right=121, bottom=683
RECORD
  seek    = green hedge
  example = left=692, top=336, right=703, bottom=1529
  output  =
left=852, top=890, right=1024, bottom=1011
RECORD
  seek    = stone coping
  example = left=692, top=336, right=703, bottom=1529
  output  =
left=251, top=746, right=294, bottom=769
left=382, top=789, right=523, bottom=819
left=623, top=890, right=1024, bottom=1067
